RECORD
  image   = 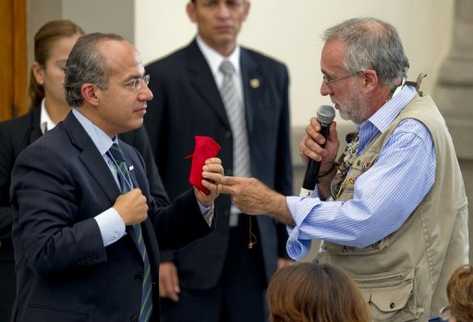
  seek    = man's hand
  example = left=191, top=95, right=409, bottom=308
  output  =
left=299, top=118, right=339, bottom=173
left=194, top=157, right=224, bottom=206
left=220, top=176, right=294, bottom=225
left=159, top=262, right=180, bottom=302
left=113, top=188, right=148, bottom=225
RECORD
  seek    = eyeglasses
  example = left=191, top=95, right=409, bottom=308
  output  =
left=322, top=71, right=361, bottom=86
left=123, top=74, right=150, bottom=91
left=439, top=305, right=451, bottom=321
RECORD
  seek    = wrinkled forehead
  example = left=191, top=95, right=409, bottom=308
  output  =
left=321, top=39, right=347, bottom=71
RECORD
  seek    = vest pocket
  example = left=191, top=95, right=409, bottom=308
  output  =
left=354, top=269, right=420, bottom=322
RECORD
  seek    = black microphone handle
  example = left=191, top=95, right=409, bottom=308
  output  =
left=301, top=123, right=331, bottom=193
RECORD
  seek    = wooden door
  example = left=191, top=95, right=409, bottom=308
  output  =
left=0, top=0, right=27, bottom=121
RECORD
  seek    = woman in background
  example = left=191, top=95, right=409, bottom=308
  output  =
left=267, top=262, right=370, bottom=322
left=0, top=20, right=84, bottom=321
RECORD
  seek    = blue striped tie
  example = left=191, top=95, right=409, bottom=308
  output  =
left=107, top=143, right=153, bottom=322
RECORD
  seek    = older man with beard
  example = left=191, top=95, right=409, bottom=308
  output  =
left=221, top=17, right=469, bottom=322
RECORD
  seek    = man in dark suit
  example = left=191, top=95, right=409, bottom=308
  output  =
left=0, top=111, right=168, bottom=321
left=10, top=33, right=224, bottom=322
left=144, top=1, right=293, bottom=321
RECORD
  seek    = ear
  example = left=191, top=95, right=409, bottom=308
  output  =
left=361, top=69, right=379, bottom=92
left=81, top=83, right=100, bottom=106
left=31, top=62, right=45, bottom=85
left=186, top=2, right=197, bottom=23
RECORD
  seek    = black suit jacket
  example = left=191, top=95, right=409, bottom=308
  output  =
left=144, top=40, right=293, bottom=289
left=10, top=112, right=211, bottom=322
left=0, top=105, right=173, bottom=322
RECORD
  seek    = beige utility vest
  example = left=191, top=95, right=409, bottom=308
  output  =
left=316, top=95, right=469, bottom=322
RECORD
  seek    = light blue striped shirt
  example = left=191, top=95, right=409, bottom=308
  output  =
left=286, top=86, right=436, bottom=260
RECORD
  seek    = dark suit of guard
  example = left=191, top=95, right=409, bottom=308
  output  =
left=8, top=111, right=211, bottom=322
left=144, top=39, right=293, bottom=320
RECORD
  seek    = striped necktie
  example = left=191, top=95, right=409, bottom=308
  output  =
left=219, top=60, right=251, bottom=179
left=107, top=143, right=153, bottom=322
left=219, top=60, right=252, bottom=229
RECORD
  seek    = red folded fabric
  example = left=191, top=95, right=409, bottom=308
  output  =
left=188, top=136, right=221, bottom=194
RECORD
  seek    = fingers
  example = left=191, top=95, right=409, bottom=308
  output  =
left=299, top=117, right=333, bottom=162
left=328, top=121, right=337, bottom=142
left=300, top=134, right=324, bottom=162
left=159, top=262, right=180, bottom=302
left=202, top=158, right=224, bottom=186
left=200, top=178, right=219, bottom=195
left=219, top=176, right=242, bottom=194
left=219, top=176, right=257, bottom=195
left=114, top=188, right=148, bottom=225
left=204, top=157, right=222, bottom=166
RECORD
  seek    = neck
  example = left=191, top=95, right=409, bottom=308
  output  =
left=366, top=86, right=393, bottom=117
left=216, top=44, right=236, bottom=57
left=76, top=105, right=116, bottom=138
left=44, top=97, right=71, bottom=124
left=200, top=36, right=236, bottom=57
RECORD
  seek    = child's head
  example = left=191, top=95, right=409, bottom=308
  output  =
left=267, top=262, right=370, bottom=322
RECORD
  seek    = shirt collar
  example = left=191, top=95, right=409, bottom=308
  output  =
left=71, top=108, right=117, bottom=156
left=359, top=85, right=417, bottom=134
left=196, top=35, right=241, bottom=77
left=40, top=99, right=58, bottom=134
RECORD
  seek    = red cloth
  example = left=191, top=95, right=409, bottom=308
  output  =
left=188, top=136, right=221, bottom=194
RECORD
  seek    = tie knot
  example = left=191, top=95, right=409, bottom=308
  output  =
left=108, top=143, right=126, bottom=164
left=219, top=60, right=235, bottom=76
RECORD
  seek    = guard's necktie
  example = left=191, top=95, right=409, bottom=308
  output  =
left=219, top=60, right=251, bottom=226
left=107, top=143, right=153, bottom=322
left=219, top=60, right=251, bottom=179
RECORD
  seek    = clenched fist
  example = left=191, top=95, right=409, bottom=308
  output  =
left=113, top=188, right=149, bottom=225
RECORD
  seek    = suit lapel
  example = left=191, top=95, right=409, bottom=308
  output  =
left=62, top=112, right=120, bottom=203
left=186, top=40, right=231, bottom=129
left=240, top=49, right=260, bottom=136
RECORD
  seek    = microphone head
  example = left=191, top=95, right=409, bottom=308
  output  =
left=317, top=105, right=336, bottom=126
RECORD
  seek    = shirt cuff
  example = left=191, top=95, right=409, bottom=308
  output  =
left=95, top=207, right=126, bottom=247
left=284, top=196, right=322, bottom=260
left=198, top=202, right=214, bottom=227
left=286, top=196, right=320, bottom=226
left=286, top=236, right=312, bottom=261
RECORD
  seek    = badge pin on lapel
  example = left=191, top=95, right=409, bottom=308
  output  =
left=250, top=78, right=260, bottom=89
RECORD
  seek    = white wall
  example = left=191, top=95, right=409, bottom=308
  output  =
left=27, top=0, right=135, bottom=72
left=135, top=0, right=454, bottom=127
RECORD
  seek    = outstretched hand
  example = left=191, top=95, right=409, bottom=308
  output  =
left=220, top=176, right=294, bottom=225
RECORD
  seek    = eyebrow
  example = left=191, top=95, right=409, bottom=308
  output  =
left=123, top=73, right=143, bottom=83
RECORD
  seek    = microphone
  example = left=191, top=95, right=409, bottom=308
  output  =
left=299, top=105, right=336, bottom=197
